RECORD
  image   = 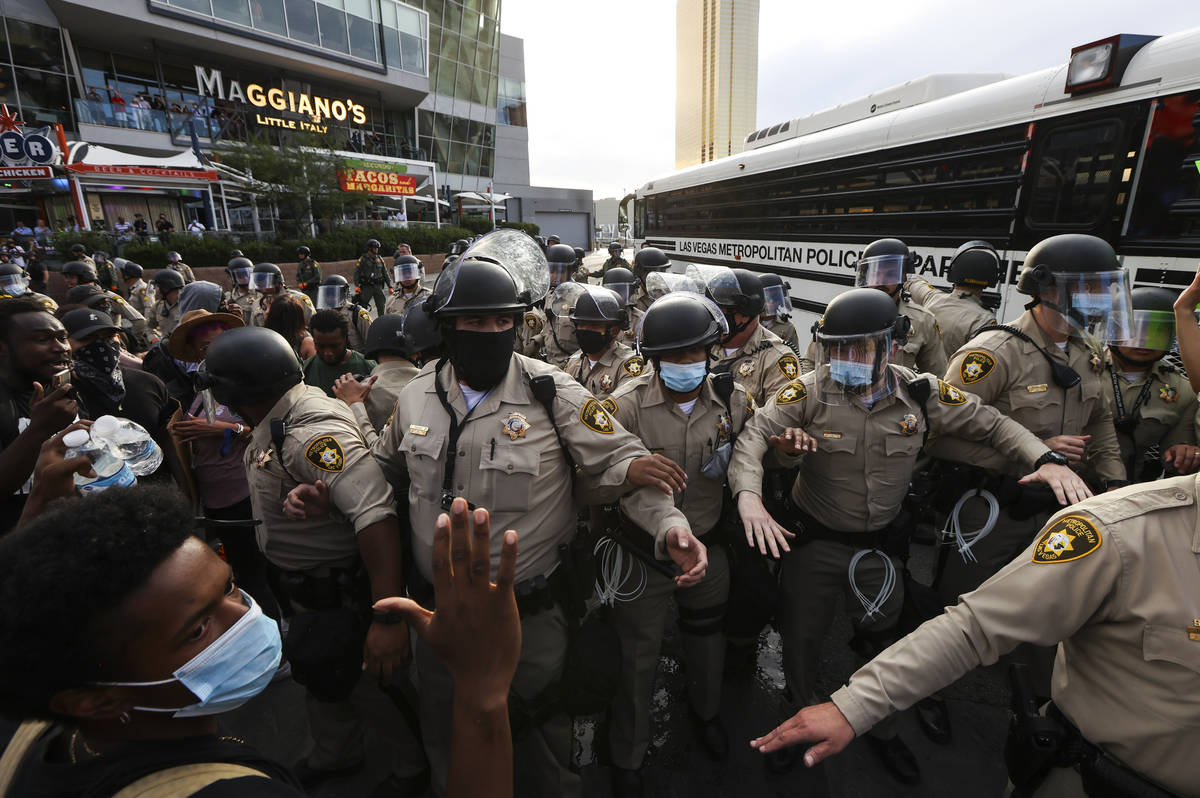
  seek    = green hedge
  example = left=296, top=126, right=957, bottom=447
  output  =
left=458, top=217, right=540, bottom=236
left=55, top=225, right=478, bottom=268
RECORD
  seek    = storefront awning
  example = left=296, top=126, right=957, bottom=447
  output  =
left=64, top=142, right=219, bottom=182
left=453, top=191, right=512, bottom=206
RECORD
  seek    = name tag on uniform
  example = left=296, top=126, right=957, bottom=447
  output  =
left=1026, top=384, right=1048, bottom=393
left=1189, top=620, right=1200, bottom=642
left=822, top=431, right=843, bottom=439
left=408, top=424, right=429, bottom=436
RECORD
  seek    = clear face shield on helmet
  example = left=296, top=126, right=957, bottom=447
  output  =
left=455, top=229, right=550, bottom=305
left=230, top=267, right=252, bottom=288
left=548, top=261, right=573, bottom=288
left=1118, top=308, right=1175, bottom=354
left=393, top=261, right=422, bottom=286
left=762, top=284, right=793, bottom=318
left=0, top=272, right=29, bottom=296
left=571, top=284, right=625, bottom=325
left=636, top=293, right=728, bottom=353
left=854, top=254, right=908, bottom=291
left=548, top=281, right=586, bottom=319
left=814, top=328, right=896, bottom=405
left=1046, top=270, right=1133, bottom=345
left=250, top=272, right=277, bottom=293
left=316, top=285, right=347, bottom=310
left=644, top=271, right=703, bottom=302
left=604, top=280, right=636, bottom=306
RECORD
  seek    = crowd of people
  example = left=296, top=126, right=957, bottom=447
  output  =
left=0, top=228, right=1195, bottom=798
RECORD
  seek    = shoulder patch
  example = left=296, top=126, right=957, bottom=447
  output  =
left=1032, top=515, right=1102, bottom=564
left=622, top=356, right=645, bottom=377
left=358, top=308, right=371, bottom=322
left=745, top=393, right=756, bottom=417
left=776, top=381, right=807, bottom=404
left=304, top=435, right=345, bottom=472
left=301, top=294, right=314, bottom=308
left=937, top=380, right=967, bottom=405
left=960, top=351, right=996, bottom=385
left=777, top=353, right=799, bottom=380
left=600, top=397, right=618, bottom=414
left=580, top=398, right=615, bottom=434
left=523, top=311, right=543, bottom=333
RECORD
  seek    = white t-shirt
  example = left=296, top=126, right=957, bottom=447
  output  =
left=724, top=347, right=740, bottom=358
left=461, top=385, right=490, bottom=412
left=188, top=220, right=206, bottom=233
left=677, top=399, right=697, bottom=415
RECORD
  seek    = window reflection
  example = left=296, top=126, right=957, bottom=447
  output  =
left=284, top=0, right=321, bottom=44
left=212, top=0, right=252, bottom=26
left=6, top=21, right=64, bottom=72
left=251, top=0, right=288, bottom=36
left=317, top=4, right=349, bottom=52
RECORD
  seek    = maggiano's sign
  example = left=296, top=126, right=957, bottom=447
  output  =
left=195, top=66, right=368, bottom=132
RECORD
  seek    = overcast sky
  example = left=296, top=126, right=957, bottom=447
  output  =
left=500, top=0, right=1199, bottom=200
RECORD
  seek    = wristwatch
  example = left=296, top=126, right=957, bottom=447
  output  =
left=1034, top=450, right=1070, bottom=468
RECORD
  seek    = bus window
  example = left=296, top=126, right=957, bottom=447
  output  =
left=1126, top=92, right=1200, bottom=242
left=1027, top=118, right=1123, bottom=228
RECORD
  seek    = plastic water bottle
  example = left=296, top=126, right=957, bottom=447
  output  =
left=62, top=429, right=137, bottom=493
left=91, top=415, right=163, bottom=477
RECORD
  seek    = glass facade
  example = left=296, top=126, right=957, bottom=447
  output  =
left=497, top=75, right=524, bottom=126
left=150, top=0, right=427, bottom=73
left=0, top=19, right=71, bottom=127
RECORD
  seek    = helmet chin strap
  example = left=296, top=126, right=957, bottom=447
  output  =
left=722, top=312, right=751, bottom=343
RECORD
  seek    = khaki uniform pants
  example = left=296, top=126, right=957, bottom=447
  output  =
left=416, top=604, right=579, bottom=798
left=778, top=539, right=904, bottom=738
left=608, top=546, right=730, bottom=770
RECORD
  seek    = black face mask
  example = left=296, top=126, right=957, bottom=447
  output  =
left=447, top=327, right=516, bottom=391
left=73, top=338, right=125, bottom=404
left=575, top=329, right=611, bottom=356
left=722, top=311, right=750, bottom=343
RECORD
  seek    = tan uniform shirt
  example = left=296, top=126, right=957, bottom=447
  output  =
left=709, top=323, right=798, bottom=407
left=897, top=296, right=947, bottom=376
left=609, top=373, right=752, bottom=537
left=22, top=291, right=57, bottom=312
left=563, top=341, right=645, bottom=397
left=515, top=306, right=545, bottom=358
left=905, top=278, right=994, bottom=357
left=228, top=289, right=256, bottom=323
left=362, top=359, right=419, bottom=435
left=248, top=289, right=315, bottom=328
left=170, top=262, right=196, bottom=283
left=934, top=310, right=1125, bottom=483
left=372, top=354, right=688, bottom=582
left=1101, top=354, right=1198, bottom=481
left=383, top=285, right=432, bottom=316
left=126, top=279, right=154, bottom=318
left=151, top=299, right=180, bottom=336
left=244, top=384, right=396, bottom=571
left=729, top=365, right=1050, bottom=532
left=541, top=312, right=578, bottom=368
left=762, top=316, right=799, bottom=353
left=830, top=476, right=1200, bottom=798
left=336, top=303, right=373, bottom=352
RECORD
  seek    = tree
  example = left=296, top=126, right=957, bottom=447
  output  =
left=216, top=131, right=373, bottom=238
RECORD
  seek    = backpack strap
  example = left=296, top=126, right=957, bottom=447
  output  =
left=112, top=762, right=269, bottom=798
left=903, top=376, right=932, bottom=446
left=0, top=720, right=52, bottom=798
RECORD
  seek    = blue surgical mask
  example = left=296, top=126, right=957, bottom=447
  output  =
left=659, top=360, right=707, bottom=392
left=829, top=358, right=875, bottom=387
left=1071, top=293, right=1110, bottom=318
left=95, top=590, right=281, bottom=717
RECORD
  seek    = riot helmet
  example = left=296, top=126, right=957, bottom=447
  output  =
left=0, top=262, right=28, bottom=296
left=608, top=242, right=622, bottom=255
left=366, top=239, right=381, bottom=250
left=296, top=245, right=311, bottom=257
left=69, top=244, right=87, bottom=256
left=427, top=257, right=528, bottom=318
left=226, top=256, right=254, bottom=288
left=393, top=254, right=424, bottom=287
left=759, top=273, right=794, bottom=319
left=65, top=284, right=111, bottom=314
left=573, top=246, right=585, bottom=264
left=62, top=260, right=97, bottom=285
left=1017, top=234, right=1132, bottom=344
left=120, top=261, right=144, bottom=279
left=250, top=263, right=284, bottom=293
left=546, top=244, right=577, bottom=288
left=1112, top=286, right=1180, bottom=365
left=632, top=247, right=670, bottom=283
left=570, top=285, right=626, bottom=356
left=398, top=303, right=444, bottom=362
left=363, top=313, right=407, bottom=360
left=601, top=267, right=638, bottom=307
left=229, top=249, right=245, bottom=259
left=854, top=238, right=919, bottom=294
left=195, top=326, right=303, bottom=409
left=645, top=271, right=703, bottom=302
left=813, top=288, right=912, bottom=403
left=317, top=274, right=349, bottom=309
left=948, top=240, right=1001, bottom=289
left=638, top=293, right=728, bottom=356
left=92, top=251, right=109, bottom=264
left=151, top=268, right=185, bottom=295
left=547, top=234, right=561, bottom=245
left=166, top=251, right=182, bottom=264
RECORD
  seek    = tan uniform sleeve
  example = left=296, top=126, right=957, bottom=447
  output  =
left=903, top=277, right=938, bottom=306
left=799, top=340, right=816, bottom=375
left=944, top=341, right=1008, bottom=402
left=922, top=375, right=1049, bottom=470
left=286, top=422, right=396, bottom=533
left=547, top=371, right=648, bottom=499
left=729, top=381, right=811, bottom=497
left=832, top=509, right=1123, bottom=734
left=371, top=402, right=410, bottom=491
left=1164, top=377, right=1199, bottom=450
left=915, top=326, right=948, bottom=378
left=349, top=401, right=379, bottom=446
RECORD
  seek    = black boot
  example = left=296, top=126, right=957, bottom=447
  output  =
left=690, top=709, right=730, bottom=760
left=915, top=696, right=952, bottom=744
left=610, top=766, right=644, bottom=798
left=867, top=735, right=920, bottom=785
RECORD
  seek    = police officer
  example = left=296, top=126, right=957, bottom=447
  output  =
left=68, top=243, right=94, bottom=269
left=150, top=268, right=184, bottom=337
left=758, top=273, right=799, bottom=352
left=91, top=251, right=119, bottom=293
left=601, top=266, right=640, bottom=344
left=592, top=241, right=629, bottom=278
left=697, top=266, right=798, bottom=406
left=316, top=274, right=372, bottom=352
left=905, top=239, right=1001, bottom=356
left=335, top=306, right=442, bottom=441
left=539, top=244, right=582, bottom=367
left=604, top=293, right=742, bottom=796
left=354, top=239, right=390, bottom=317
left=0, top=262, right=56, bottom=312
left=365, top=253, right=703, bottom=798
left=247, top=262, right=314, bottom=328
left=295, top=245, right=322, bottom=302
left=1100, top=286, right=1200, bottom=482
left=630, top=247, right=671, bottom=328
left=165, top=250, right=195, bottom=284
left=563, top=284, right=645, bottom=396
left=62, top=260, right=145, bottom=339
left=935, top=234, right=1129, bottom=608
left=196, top=326, right=428, bottom=794
left=749, top=476, right=1200, bottom=798
left=119, top=261, right=153, bottom=318
left=225, top=255, right=257, bottom=321
left=571, top=246, right=587, bottom=282
left=383, top=255, right=431, bottom=315
left=729, top=288, right=1089, bottom=782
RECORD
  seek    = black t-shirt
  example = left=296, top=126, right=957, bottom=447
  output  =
left=0, top=376, right=34, bottom=533
left=74, top=367, right=176, bottom=439
left=0, top=721, right=303, bottom=797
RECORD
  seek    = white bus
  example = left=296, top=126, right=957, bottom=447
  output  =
left=631, top=28, right=1200, bottom=344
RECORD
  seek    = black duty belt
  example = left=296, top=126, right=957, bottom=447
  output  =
left=783, top=498, right=892, bottom=549
left=1046, top=703, right=1181, bottom=798
left=409, top=565, right=562, bottom=618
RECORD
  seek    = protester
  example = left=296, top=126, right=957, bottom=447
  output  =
left=301, top=309, right=375, bottom=396
left=264, top=294, right=316, bottom=360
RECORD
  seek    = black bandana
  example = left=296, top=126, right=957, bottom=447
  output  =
left=73, top=339, right=125, bottom=405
